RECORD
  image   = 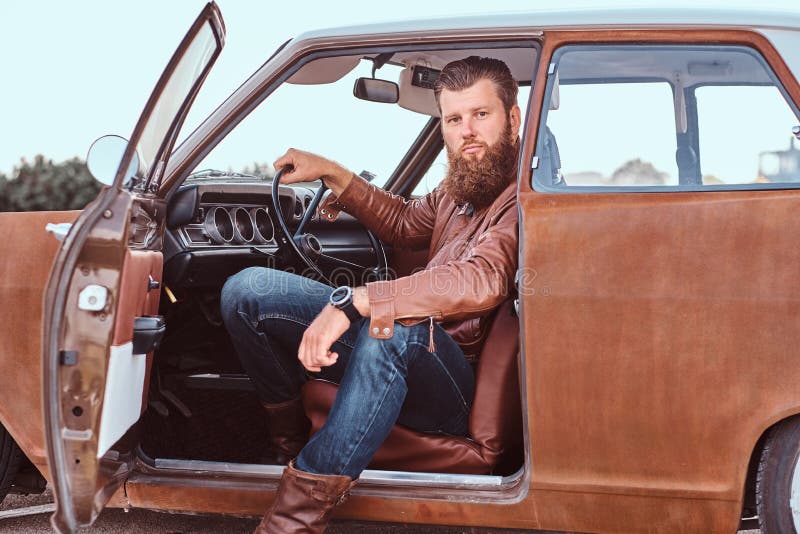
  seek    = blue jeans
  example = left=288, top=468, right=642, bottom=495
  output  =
left=220, top=267, right=475, bottom=479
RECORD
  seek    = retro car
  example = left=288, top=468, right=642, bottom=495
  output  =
left=1, top=2, right=800, bottom=532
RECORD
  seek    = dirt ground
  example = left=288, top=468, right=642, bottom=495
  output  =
left=0, top=489, right=521, bottom=533
left=0, top=489, right=763, bottom=533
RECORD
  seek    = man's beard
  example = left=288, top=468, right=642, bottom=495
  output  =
left=441, top=125, right=518, bottom=211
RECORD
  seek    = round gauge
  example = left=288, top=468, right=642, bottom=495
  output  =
left=252, top=207, right=274, bottom=243
left=204, top=206, right=234, bottom=243
left=233, top=207, right=255, bottom=243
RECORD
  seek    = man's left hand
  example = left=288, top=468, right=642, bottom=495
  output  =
left=298, top=304, right=352, bottom=372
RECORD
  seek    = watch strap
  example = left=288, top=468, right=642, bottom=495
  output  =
left=330, top=286, right=362, bottom=323
left=339, top=300, right=362, bottom=323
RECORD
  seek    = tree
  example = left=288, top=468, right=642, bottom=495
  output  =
left=238, top=161, right=274, bottom=179
left=607, top=158, right=667, bottom=186
left=0, top=155, right=101, bottom=212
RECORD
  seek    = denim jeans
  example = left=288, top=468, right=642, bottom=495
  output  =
left=220, top=267, right=475, bottom=479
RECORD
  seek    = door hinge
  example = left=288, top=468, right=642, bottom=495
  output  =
left=59, top=350, right=78, bottom=366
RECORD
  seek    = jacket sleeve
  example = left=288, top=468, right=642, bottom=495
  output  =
left=318, top=174, right=439, bottom=250
left=364, top=196, right=519, bottom=341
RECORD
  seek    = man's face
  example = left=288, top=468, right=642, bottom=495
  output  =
left=439, top=78, right=521, bottom=160
left=437, top=77, right=522, bottom=210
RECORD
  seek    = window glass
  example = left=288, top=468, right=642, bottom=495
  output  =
left=696, top=86, right=800, bottom=184
left=534, top=45, right=800, bottom=191
left=192, top=59, right=430, bottom=189
left=544, top=82, right=677, bottom=186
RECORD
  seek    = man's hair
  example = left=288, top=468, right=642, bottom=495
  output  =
left=434, top=56, right=518, bottom=113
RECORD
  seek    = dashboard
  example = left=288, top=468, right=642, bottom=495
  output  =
left=169, top=181, right=315, bottom=249
left=162, top=180, right=377, bottom=288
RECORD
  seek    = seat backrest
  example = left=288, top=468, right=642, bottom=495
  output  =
left=535, top=126, right=565, bottom=187
left=468, top=300, right=522, bottom=461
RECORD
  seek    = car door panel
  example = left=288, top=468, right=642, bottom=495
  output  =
left=519, top=189, right=800, bottom=533
left=98, top=250, right=162, bottom=457
left=42, top=4, right=224, bottom=531
left=0, top=210, right=80, bottom=476
left=114, top=250, right=163, bottom=414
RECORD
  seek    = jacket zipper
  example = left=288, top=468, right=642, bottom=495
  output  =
left=428, top=315, right=437, bottom=353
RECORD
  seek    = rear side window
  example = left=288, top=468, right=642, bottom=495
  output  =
left=533, top=45, right=800, bottom=192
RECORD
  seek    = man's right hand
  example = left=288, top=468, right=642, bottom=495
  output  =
left=272, top=148, right=353, bottom=196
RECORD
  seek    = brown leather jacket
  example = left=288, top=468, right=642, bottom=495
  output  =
left=319, top=175, right=518, bottom=360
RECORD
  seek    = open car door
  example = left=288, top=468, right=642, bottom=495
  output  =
left=41, top=4, right=225, bottom=532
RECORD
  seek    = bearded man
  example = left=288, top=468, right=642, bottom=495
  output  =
left=220, top=56, right=521, bottom=534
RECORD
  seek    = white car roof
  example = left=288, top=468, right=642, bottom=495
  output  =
left=295, top=5, right=800, bottom=42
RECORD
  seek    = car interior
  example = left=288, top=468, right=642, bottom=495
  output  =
left=136, top=44, right=539, bottom=488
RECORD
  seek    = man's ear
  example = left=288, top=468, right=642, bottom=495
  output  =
left=509, top=104, right=522, bottom=137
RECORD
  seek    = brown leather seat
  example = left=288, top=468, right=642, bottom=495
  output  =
left=302, top=300, right=522, bottom=475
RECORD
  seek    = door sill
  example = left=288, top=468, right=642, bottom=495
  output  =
left=138, top=455, right=528, bottom=503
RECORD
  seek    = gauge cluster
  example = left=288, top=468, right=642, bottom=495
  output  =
left=184, top=204, right=275, bottom=247
left=167, top=181, right=314, bottom=249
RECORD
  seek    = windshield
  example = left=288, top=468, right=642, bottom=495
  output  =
left=192, top=58, right=431, bottom=188
left=131, top=22, right=220, bottom=190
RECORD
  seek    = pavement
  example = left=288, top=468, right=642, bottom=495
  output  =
left=0, top=490, right=763, bottom=533
left=0, top=489, right=502, bottom=533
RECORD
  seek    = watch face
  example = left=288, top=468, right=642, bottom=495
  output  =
left=330, top=286, right=351, bottom=306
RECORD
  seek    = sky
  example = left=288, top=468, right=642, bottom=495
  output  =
left=1, top=0, right=799, bottom=182
left=0, top=0, right=541, bottom=176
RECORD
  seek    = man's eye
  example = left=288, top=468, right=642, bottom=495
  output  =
left=477, top=111, right=488, bottom=118
left=447, top=117, right=460, bottom=124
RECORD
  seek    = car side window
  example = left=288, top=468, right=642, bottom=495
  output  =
left=533, top=45, right=800, bottom=191
left=696, top=85, right=800, bottom=184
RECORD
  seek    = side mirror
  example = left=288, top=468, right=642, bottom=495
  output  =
left=353, top=78, right=399, bottom=104
left=86, top=135, right=140, bottom=186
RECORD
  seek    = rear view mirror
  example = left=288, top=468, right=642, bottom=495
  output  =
left=86, top=135, right=140, bottom=186
left=353, top=77, right=399, bottom=104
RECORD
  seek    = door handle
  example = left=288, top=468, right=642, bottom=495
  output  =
left=45, top=223, right=73, bottom=242
left=148, top=275, right=160, bottom=292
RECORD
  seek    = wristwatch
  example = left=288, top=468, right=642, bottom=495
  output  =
left=329, top=286, right=362, bottom=322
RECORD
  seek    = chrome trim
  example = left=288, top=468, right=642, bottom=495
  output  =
left=147, top=457, right=525, bottom=502
left=155, top=458, right=284, bottom=476
left=0, top=503, right=57, bottom=520
left=45, top=222, right=73, bottom=242
left=232, top=207, right=255, bottom=243
left=358, top=469, right=505, bottom=488
left=180, top=202, right=277, bottom=248
left=252, top=207, right=275, bottom=243
left=204, top=205, right=234, bottom=243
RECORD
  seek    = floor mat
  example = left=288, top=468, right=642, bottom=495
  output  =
left=141, top=383, right=268, bottom=463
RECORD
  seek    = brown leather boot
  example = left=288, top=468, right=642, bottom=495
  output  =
left=254, top=460, right=356, bottom=534
left=262, top=398, right=311, bottom=464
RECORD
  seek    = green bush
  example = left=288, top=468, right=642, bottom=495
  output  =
left=0, top=155, right=102, bottom=212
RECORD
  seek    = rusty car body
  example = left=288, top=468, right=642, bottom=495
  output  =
left=2, top=2, right=800, bottom=532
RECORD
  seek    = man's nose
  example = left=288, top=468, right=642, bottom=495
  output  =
left=460, top=117, right=475, bottom=138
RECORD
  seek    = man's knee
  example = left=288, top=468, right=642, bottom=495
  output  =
left=221, top=267, right=326, bottom=326
left=220, top=267, right=279, bottom=323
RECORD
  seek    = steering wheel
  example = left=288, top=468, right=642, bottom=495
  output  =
left=270, top=166, right=388, bottom=286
